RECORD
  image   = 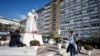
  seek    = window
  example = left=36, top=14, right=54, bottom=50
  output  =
left=82, top=10, right=88, bottom=14
left=75, top=5, right=81, bottom=10
left=75, top=0, right=81, bottom=3
left=75, top=24, right=83, bottom=28
left=61, top=11, right=65, bottom=14
left=99, top=6, right=100, bottom=12
left=70, top=4, right=75, bottom=8
left=65, top=9, right=69, bottom=14
left=75, top=0, right=81, bottom=5
left=70, top=7, right=75, bottom=13
left=89, top=0, right=97, bottom=6
left=65, top=21, right=70, bottom=24
left=65, top=14, right=69, bottom=18
left=70, top=25, right=75, bottom=29
left=70, top=13, right=74, bottom=17
left=60, top=26, right=65, bottom=30
left=70, top=2, right=75, bottom=5
left=91, top=23, right=100, bottom=27
left=65, top=3, right=70, bottom=7
left=81, top=3, right=88, bottom=9
left=60, top=31, right=65, bottom=36
left=83, top=16, right=90, bottom=21
left=70, top=0, right=74, bottom=2
left=83, top=24, right=90, bottom=28
left=83, top=31, right=91, bottom=35
left=60, top=20, right=64, bottom=24
left=74, top=11, right=82, bottom=16
left=90, top=15, right=99, bottom=19
left=74, top=19, right=82, bottom=22
left=82, top=0, right=88, bottom=3
left=65, top=6, right=69, bottom=9
left=61, top=6, right=65, bottom=9
left=98, top=0, right=100, bottom=4
left=65, top=0, right=69, bottom=3
left=87, top=7, right=98, bottom=13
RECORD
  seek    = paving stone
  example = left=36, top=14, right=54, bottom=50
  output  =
left=0, top=43, right=100, bottom=56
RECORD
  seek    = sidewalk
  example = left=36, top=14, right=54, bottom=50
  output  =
left=37, top=43, right=100, bottom=56
left=0, top=43, right=99, bottom=56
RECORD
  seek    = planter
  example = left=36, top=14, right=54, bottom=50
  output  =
left=62, top=40, right=69, bottom=48
left=49, top=39, right=55, bottom=44
left=57, top=43, right=62, bottom=49
left=32, top=46, right=38, bottom=56
left=84, top=45, right=93, bottom=56
left=86, top=50, right=92, bottom=56
left=30, top=40, right=40, bottom=56
left=32, top=46, right=38, bottom=52
left=0, top=41, right=5, bottom=45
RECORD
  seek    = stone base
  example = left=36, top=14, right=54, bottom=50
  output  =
left=21, top=33, right=34, bottom=47
left=21, top=33, right=43, bottom=47
left=34, top=34, right=43, bottom=45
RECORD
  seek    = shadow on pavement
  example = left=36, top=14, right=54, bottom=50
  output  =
left=49, top=46, right=58, bottom=49
left=79, top=52, right=87, bottom=55
left=47, top=49, right=57, bottom=52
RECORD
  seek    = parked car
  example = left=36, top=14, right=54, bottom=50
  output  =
left=0, top=30, right=10, bottom=36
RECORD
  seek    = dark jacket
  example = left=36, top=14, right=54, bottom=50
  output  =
left=9, top=32, right=22, bottom=46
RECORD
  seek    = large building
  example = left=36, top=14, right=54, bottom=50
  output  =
left=20, top=0, right=100, bottom=38
left=0, top=16, right=20, bottom=31
left=37, top=0, right=61, bottom=37
left=60, top=0, right=100, bottom=38
left=49, top=0, right=61, bottom=37
left=20, top=0, right=61, bottom=36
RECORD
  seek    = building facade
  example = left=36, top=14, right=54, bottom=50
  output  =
left=49, top=0, right=61, bottom=37
left=0, top=16, right=20, bottom=31
left=43, top=4, right=51, bottom=36
left=37, top=8, right=46, bottom=35
left=37, top=0, right=61, bottom=37
left=60, top=0, right=100, bottom=38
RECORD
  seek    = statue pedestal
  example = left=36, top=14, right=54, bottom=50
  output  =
left=21, top=33, right=43, bottom=47
left=33, top=34, right=43, bottom=45
left=21, top=33, right=34, bottom=47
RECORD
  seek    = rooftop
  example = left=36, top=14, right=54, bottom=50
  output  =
left=0, top=16, right=20, bottom=22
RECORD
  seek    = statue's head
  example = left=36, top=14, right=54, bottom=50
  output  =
left=27, top=9, right=36, bottom=16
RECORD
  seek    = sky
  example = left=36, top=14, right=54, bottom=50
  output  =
left=0, top=0, right=51, bottom=20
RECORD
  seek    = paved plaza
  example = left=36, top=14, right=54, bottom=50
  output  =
left=0, top=43, right=100, bottom=56
left=37, top=43, right=100, bottom=56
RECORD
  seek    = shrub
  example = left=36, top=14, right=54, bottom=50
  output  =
left=30, top=40, right=40, bottom=46
left=90, top=32, right=100, bottom=48
left=0, top=35, right=7, bottom=41
left=55, top=37, right=62, bottom=43
left=48, top=31, right=55, bottom=39
left=84, top=45, right=93, bottom=50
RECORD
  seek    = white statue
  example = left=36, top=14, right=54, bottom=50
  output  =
left=25, top=9, right=38, bottom=32
left=22, top=9, right=43, bottom=47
